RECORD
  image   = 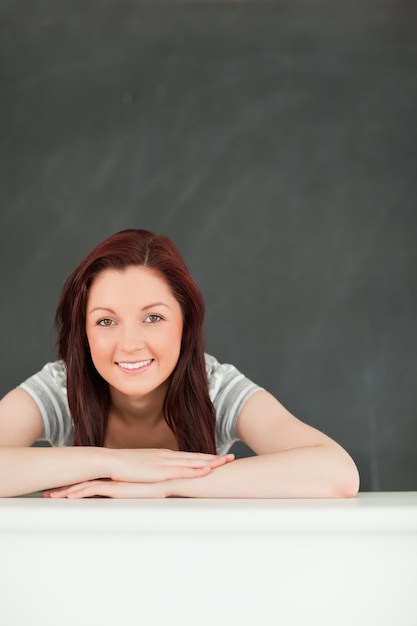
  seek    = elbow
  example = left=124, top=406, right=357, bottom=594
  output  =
left=331, top=454, right=360, bottom=498
left=334, top=474, right=360, bottom=499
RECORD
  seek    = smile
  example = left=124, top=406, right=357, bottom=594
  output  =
left=117, top=359, right=153, bottom=370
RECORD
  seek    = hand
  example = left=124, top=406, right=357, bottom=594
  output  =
left=107, top=448, right=235, bottom=483
left=43, top=479, right=168, bottom=499
left=43, top=449, right=235, bottom=498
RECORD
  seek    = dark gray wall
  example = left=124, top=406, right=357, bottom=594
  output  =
left=1, top=0, right=416, bottom=491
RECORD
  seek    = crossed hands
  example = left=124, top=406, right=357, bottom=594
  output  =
left=43, top=448, right=235, bottom=499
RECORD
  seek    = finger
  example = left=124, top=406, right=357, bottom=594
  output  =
left=145, top=456, right=234, bottom=481
left=45, top=485, right=86, bottom=498
left=43, top=484, right=81, bottom=498
left=153, top=456, right=234, bottom=483
left=64, top=481, right=162, bottom=499
left=45, top=480, right=109, bottom=498
left=157, top=465, right=213, bottom=480
left=44, top=467, right=210, bottom=496
left=161, top=453, right=234, bottom=468
left=160, top=450, right=231, bottom=461
left=44, top=479, right=112, bottom=498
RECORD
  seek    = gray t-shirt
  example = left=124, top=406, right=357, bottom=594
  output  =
left=19, top=353, right=262, bottom=454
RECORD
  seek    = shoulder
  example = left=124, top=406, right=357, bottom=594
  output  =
left=204, top=353, right=247, bottom=392
left=204, top=353, right=263, bottom=452
left=19, top=360, right=68, bottom=396
left=204, top=353, right=262, bottom=394
left=18, top=360, right=72, bottom=446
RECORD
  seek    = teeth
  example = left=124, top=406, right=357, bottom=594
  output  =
left=118, top=359, right=152, bottom=370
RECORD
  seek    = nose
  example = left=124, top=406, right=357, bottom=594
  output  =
left=118, top=321, right=145, bottom=352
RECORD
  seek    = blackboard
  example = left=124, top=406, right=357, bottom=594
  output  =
left=1, top=0, right=417, bottom=490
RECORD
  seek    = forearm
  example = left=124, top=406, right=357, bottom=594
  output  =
left=0, top=446, right=107, bottom=497
left=0, top=446, right=234, bottom=498
left=167, top=446, right=360, bottom=499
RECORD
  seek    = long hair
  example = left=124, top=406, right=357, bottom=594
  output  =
left=55, top=229, right=216, bottom=453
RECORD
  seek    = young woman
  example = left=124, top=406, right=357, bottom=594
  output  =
left=0, top=229, right=359, bottom=498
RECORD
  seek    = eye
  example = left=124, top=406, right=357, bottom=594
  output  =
left=144, top=314, right=163, bottom=324
left=97, top=318, right=115, bottom=327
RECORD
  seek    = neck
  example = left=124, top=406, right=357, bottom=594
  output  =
left=105, top=380, right=178, bottom=450
left=109, top=382, right=168, bottom=427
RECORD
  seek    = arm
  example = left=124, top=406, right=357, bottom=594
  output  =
left=47, top=390, right=359, bottom=499
left=168, top=390, right=359, bottom=498
left=0, top=389, right=232, bottom=497
left=0, top=388, right=105, bottom=497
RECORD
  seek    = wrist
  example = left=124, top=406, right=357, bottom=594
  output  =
left=96, top=446, right=115, bottom=480
left=165, top=478, right=197, bottom=498
left=164, top=479, right=181, bottom=498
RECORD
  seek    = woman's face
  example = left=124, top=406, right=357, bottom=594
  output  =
left=85, top=265, right=183, bottom=402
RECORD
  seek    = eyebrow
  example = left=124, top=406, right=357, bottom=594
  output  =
left=88, top=302, right=172, bottom=315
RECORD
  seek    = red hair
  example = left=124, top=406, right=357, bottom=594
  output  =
left=55, top=229, right=216, bottom=454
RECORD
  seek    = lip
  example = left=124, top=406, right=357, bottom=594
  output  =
left=116, top=359, right=154, bottom=374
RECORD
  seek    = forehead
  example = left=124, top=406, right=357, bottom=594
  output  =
left=88, top=266, right=176, bottom=302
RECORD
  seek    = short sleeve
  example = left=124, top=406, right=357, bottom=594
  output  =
left=205, top=354, right=263, bottom=454
left=18, top=361, right=74, bottom=447
left=18, top=356, right=261, bottom=451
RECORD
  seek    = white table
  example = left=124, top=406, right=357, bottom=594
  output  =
left=1, top=492, right=416, bottom=626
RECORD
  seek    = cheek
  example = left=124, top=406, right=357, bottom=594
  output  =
left=157, top=323, right=183, bottom=357
left=170, top=320, right=184, bottom=348
left=86, top=331, right=112, bottom=362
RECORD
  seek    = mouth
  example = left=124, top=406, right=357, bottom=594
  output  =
left=116, top=359, right=154, bottom=371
